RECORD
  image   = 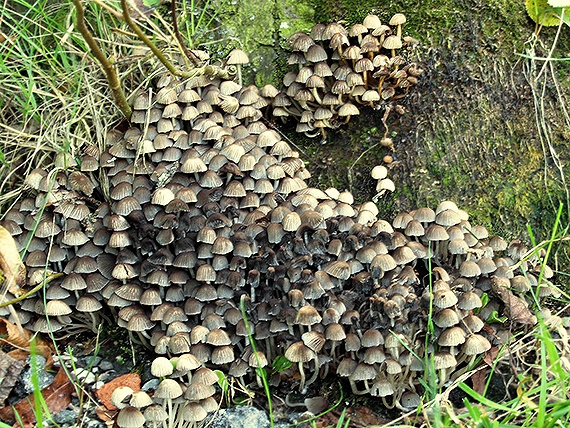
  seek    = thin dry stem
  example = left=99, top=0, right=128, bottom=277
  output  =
left=71, top=0, right=132, bottom=119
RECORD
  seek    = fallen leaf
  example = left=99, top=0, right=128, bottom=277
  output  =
left=0, top=319, right=55, bottom=367
left=315, top=407, right=388, bottom=428
left=471, top=369, right=487, bottom=395
left=96, top=373, right=141, bottom=411
left=95, top=406, right=117, bottom=424
left=0, top=351, right=26, bottom=405
left=490, top=276, right=537, bottom=325
left=0, top=367, right=73, bottom=426
left=483, top=346, right=500, bottom=367
left=0, top=225, right=26, bottom=297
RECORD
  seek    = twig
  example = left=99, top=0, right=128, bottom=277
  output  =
left=119, top=0, right=232, bottom=80
left=170, top=0, right=203, bottom=66
left=71, top=0, right=132, bottom=119
left=536, top=8, right=566, bottom=81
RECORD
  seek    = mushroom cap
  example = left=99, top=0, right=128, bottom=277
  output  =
left=117, top=406, right=145, bottom=428
left=389, top=13, right=407, bottom=26
left=383, top=35, right=402, bottom=50
left=111, top=386, right=134, bottom=409
left=438, top=326, right=466, bottom=347
left=226, top=48, right=249, bottom=65
left=285, top=341, right=316, bottom=363
left=462, top=334, right=492, bottom=355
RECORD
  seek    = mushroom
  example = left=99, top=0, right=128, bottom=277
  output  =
left=226, top=49, right=249, bottom=86
left=284, top=341, right=319, bottom=392
left=383, top=35, right=402, bottom=57
left=389, top=13, right=407, bottom=39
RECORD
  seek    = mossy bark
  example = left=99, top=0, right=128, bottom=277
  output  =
left=202, top=0, right=570, bottom=283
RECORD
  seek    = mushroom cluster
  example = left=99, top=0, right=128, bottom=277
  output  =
left=270, top=13, right=422, bottom=139
left=1, top=48, right=555, bottom=411
left=109, top=354, right=218, bottom=427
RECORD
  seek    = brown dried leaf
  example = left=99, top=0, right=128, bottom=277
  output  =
left=0, top=319, right=55, bottom=367
left=0, top=351, right=26, bottom=405
left=315, top=407, right=387, bottom=428
left=95, top=405, right=117, bottom=423
left=129, top=0, right=163, bottom=19
left=0, top=367, right=73, bottom=426
left=0, top=225, right=26, bottom=296
left=483, top=346, right=500, bottom=367
left=95, top=373, right=141, bottom=411
left=491, top=276, right=537, bottom=325
left=471, top=369, right=487, bottom=395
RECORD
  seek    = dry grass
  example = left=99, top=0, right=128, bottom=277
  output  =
left=0, top=0, right=189, bottom=210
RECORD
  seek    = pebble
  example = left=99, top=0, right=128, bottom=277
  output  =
left=17, top=355, right=53, bottom=396
left=142, top=378, right=160, bottom=391
left=207, top=406, right=271, bottom=428
left=73, top=368, right=96, bottom=384
left=99, top=360, right=114, bottom=371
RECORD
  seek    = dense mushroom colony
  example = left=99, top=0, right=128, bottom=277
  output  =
left=0, top=15, right=558, bottom=425
left=270, top=13, right=422, bottom=139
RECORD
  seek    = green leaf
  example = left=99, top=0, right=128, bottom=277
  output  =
left=487, top=310, right=508, bottom=324
left=142, top=0, right=162, bottom=7
left=272, top=355, right=292, bottom=373
left=525, top=0, right=564, bottom=26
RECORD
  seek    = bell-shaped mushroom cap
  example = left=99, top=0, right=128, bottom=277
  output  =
left=363, top=14, right=382, bottom=29
left=206, top=328, right=232, bottom=346
left=117, top=406, right=145, bottom=428
left=155, top=378, right=184, bottom=400
left=371, top=165, right=388, bottom=180
left=371, top=253, right=397, bottom=273
left=45, top=300, right=72, bottom=316
left=302, top=330, right=326, bottom=353
left=457, top=291, right=483, bottom=310
left=383, top=35, right=402, bottom=50
left=76, top=295, right=103, bottom=313
left=151, top=356, right=174, bottom=377
left=350, top=362, right=377, bottom=382
left=361, top=329, right=384, bottom=347
left=438, top=326, right=466, bottom=347
left=211, top=345, right=235, bottom=364
left=324, top=260, right=351, bottom=280
left=144, top=404, right=168, bottom=424
left=425, top=224, right=449, bottom=241
left=285, top=341, right=316, bottom=363
left=111, top=386, right=134, bottom=409
left=248, top=351, right=269, bottom=368
left=434, top=308, right=460, bottom=328
left=185, top=381, right=216, bottom=401
left=433, top=289, right=459, bottom=309
left=227, top=49, right=249, bottom=65
left=389, top=13, right=407, bottom=26
left=127, top=313, right=154, bottom=332
left=295, top=305, right=322, bottom=326
left=181, top=403, right=208, bottom=423
left=459, top=260, right=482, bottom=278
left=462, top=334, right=491, bottom=355
left=193, top=367, right=219, bottom=385
left=129, top=391, right=152, bottom=409
left=433, top=351, right=456, bottom=370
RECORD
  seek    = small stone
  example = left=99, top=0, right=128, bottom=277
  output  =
left=97, top=370, right=118, bottom=384
left=142, top=378, right=160, bottom=391
left=18, top=356, right=53, bottom=395
left=74, top=368, right=96, bottom=384
left=207, top=406, right=270, bottom=428
left=82, top=356, right=102, bottom=367
left=99, top=360, right=114, bottom=371
left=53, top=409, right=78, bottom=425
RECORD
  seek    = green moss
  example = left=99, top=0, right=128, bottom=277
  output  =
left=198, top=0, right=570, bottom=282
left=207, top=0, right=314, bottom=86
